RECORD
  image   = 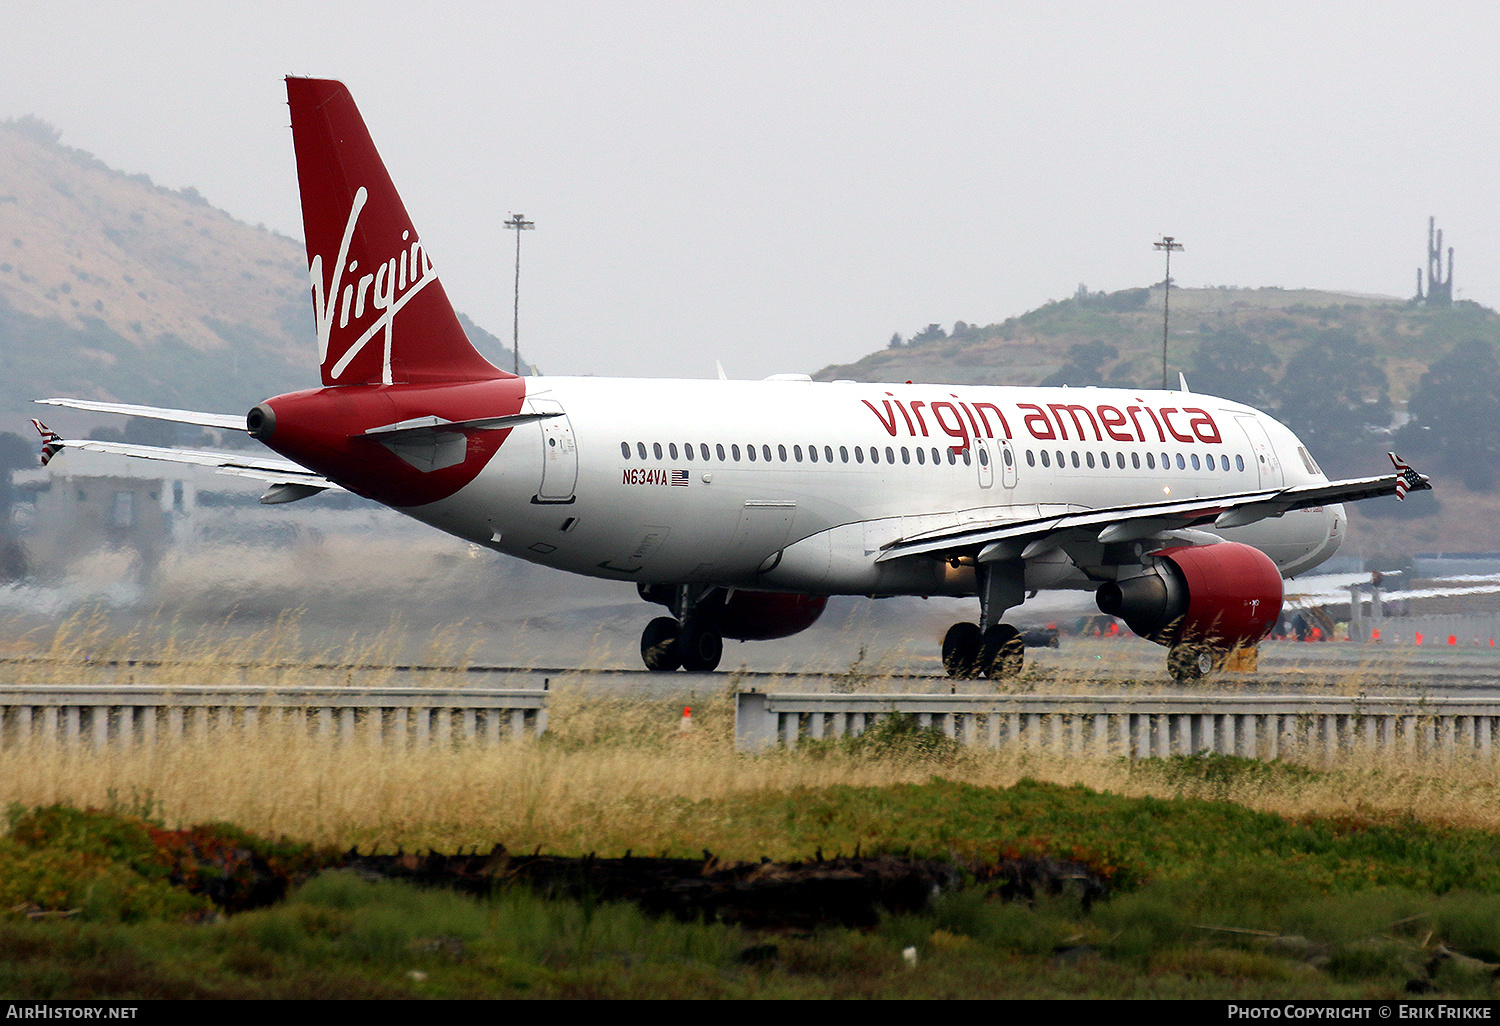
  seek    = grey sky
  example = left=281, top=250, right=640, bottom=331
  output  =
left=3, top=2, right=1497, bottom=380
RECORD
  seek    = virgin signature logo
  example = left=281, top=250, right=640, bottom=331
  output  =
left=308, top=186, right=438, bottom=384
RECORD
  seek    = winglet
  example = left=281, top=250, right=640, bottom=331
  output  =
left=1388, top=452, right=1426, bottom=500
left=30, top=419, right=62, bottom=466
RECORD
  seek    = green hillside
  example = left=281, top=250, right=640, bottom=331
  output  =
left=818, top=285, right=1500, bottom=404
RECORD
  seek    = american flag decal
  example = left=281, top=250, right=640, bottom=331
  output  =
left=31, top=419, right=62, bottom=466
left=1388, top=451, right=1421, bottom=500
left=671, top=469, right=689, bottom=487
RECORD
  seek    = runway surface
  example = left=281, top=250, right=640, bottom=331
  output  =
left=329, top=639, right=1500, bottom=701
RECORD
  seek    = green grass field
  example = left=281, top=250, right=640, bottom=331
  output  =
left=5, top=617, right=1500, bottom=997
left=7, top=743, right=1500, bottom=998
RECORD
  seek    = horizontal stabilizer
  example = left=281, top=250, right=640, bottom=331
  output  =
left=260, top=482, right=328, bottom=504
left=35, top=398, right=246, bottom=432
left=358, top=410, right=560, bottom=440
left=36, top=433, right=340, bottom=495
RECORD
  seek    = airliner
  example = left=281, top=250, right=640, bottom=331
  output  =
left=32, top=78, right=1429, bottom=681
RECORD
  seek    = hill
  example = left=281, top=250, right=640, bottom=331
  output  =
left=818, top=286, right=1500, bottom=557
left=0, top=116, right=521, bottom=425
left=817, top=284, right=1500, bottom=403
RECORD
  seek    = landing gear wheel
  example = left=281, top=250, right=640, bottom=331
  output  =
left=641, top=617, right=682, bottom=672
left=1168, top=643, right=1219, bottom=682
left=679, top=628, right=723, bottom=672
left=942, top=622, right=982, bottom=679
left=979, top=624, right=1025, bottom=679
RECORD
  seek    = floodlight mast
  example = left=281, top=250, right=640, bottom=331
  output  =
left=505, top=213, right=535, bottom=375
left=1154, top=235, right=1183, bottom=390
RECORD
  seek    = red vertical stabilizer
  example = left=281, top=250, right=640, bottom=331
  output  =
left=286, top=77, right=507, bottom=387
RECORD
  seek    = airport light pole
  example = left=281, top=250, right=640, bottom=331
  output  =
left=505, top=213, right=535, bottom=375
left=1154, top=235, right=1183, bottom=390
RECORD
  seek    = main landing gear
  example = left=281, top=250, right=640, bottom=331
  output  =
left=639, top=584, right=724, bottom=672
left=1167, top=643, right=1222, bottom=682
left=942, top=622, right=1025, bottom=679
left=942, top=560, right=1028, bottom=680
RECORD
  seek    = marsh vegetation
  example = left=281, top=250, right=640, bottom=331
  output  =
left=5, top=616, right=1500, bottom=997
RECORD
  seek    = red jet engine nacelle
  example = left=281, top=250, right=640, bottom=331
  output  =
left=719, top=592, right=828, bottom=641
left=1094, top=541, right=1283, bottom=649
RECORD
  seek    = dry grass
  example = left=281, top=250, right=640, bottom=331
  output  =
left=4, top=682, right=1500, bottom=859
left=5, top=614, right=1500, bottom=857
left=0, top=608, right=478, bottom=688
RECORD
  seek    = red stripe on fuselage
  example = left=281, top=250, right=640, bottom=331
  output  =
left=259, top=377, right=528, bottom=508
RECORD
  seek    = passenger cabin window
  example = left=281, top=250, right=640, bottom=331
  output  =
left=621, top=442, right=630, bottom=458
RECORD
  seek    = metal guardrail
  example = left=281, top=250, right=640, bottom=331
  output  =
left=0, top=686, right=547, bottom=748
left=734, top=691, right=1500, bottom=761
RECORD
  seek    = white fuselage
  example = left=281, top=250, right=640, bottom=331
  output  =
left=408, top=378, right=1344, bottom=598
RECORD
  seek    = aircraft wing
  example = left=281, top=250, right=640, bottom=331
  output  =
left=877, top=457, right=1430, bottom=565
left=31, top=422, right=340, bottom=505
left=1285, top=573, right=1500, bottom=609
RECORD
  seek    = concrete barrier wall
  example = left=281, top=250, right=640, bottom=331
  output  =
left=735, top=691, right=1500, bottom=762
left=0, top=686, right=547, bottom=747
